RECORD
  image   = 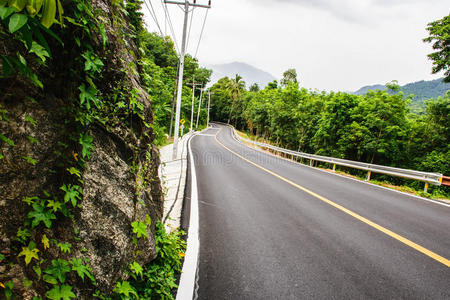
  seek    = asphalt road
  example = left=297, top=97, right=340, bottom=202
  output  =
left=189, top=123, right=450, bottom=300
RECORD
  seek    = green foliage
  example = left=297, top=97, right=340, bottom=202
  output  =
left=16, top=227, right=31, bottom=244
left=4, top=281, right=14, bottom=300
left=28, top=202, right=56, bottom=228
left=122, top=221, right=186, bottom=299
left=78, top=84, right=99, bottom=110
left=81, top=50, right=104, bottom=73
left=113, top=281, right=138, bottom=299
left=131, top=221, right=147, bottom=239
left=129, top=261, right=143, bottom=278
left=57, top=242, right=71, bottom=253
left=23, top=155, right=37, bottom=165
left=18, top=242, right=39, bottom=265
left=79, top=132, right=94, bottom=159
left=211, top=71, right=450, bottom=197
left=70, top=258, right=95, bottom=283
left=0, top=133, right=15, bottom=146
left=46, top=284, right=76, bottom=300
left=44, top=259, right=71, bottom=283
left=60, top=184, right=81, bottom=207
left=424, top=14, right=450, bottom=82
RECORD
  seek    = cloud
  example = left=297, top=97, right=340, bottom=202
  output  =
left=246, top=0, right=430, bottom=24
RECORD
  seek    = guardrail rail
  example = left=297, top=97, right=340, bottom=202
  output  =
left=228, top=126, right=444, bottom=193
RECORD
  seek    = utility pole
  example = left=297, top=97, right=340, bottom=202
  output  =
left=168, top=63, right=180, bottom=137
left=195, top=87, right=203, bottom=129
left=207, top=90, right=211, bottom=127
left=166, top=0, right=211, bottom=160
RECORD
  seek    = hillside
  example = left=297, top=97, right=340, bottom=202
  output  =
left=354, top=78, right=450, bottom=105
left=207, top=62, right=277, bottom=88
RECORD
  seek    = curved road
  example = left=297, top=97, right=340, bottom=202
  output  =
left=188, top=123, right=449, bottom=299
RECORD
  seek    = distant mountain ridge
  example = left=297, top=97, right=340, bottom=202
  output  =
left=207, top=62, right=277, bottom=89
left=353, top=78, right=449, bottom=104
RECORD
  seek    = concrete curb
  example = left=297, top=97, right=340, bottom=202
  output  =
left=159, top=132, right=193, bottom=232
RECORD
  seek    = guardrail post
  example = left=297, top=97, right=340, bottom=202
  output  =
left=424, top=183, right=429, bottom=193
left=310, top=159, right=313, bottom=167
left=366, top=171, right=371, bottom=181
left=333, top=164, right=336, bottom=172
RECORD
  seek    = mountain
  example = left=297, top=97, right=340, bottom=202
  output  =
left=353, top=78, right=449, bottom=105
left=207, top=62, right=277, bottom=89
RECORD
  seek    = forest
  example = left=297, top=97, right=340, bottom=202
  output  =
left=208, top=72, right=449, bottom=197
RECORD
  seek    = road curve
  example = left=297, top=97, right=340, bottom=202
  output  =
left=189, top=123, right=449, bottom=300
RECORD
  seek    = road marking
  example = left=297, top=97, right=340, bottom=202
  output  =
left=196, top=133, right=217, bottom=136
left=176, top=133, right=200, bottom=300
left=214, top=127, right=450, bottom=268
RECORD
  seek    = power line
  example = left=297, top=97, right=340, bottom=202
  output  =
left=143, top=0, right=164, bottom=36
left=186, top=6, right=195, bottom=53
left=164, top=0, right=211, bottom=161
left=161, top=1, right=180, bottom=54
left=194, top=8, right=209, bottom=59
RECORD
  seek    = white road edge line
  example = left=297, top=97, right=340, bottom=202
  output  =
left=226, top=125, right=450, bottom=208
left=176, top=133, right=200, bottom=300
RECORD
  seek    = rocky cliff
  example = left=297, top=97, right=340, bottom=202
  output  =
left=0, top=0, right=163, bottom=297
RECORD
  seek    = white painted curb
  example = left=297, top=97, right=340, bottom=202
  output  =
left=176, top=133, right=199, bottom=300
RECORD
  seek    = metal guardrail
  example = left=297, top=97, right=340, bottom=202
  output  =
left=228, top=126, right=443, bottom=191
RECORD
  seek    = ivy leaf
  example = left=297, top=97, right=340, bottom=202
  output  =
left=29, top=41, right=50, bottom=63
left=27, top=203, right=56, bottom=228
left=129, top=261, right=143, bottom=278
left=41, top=234, right=50, bottom=249
left=57, top=242, right=71, bottom=254
left=60, top=184, right=81, bottom=207
left=47, top=199, right=62, bottom=212
left=16, top=227, right=31, bottom=244
left=44, top=259, right=70, bottom=283
left=24, top=277, right=33, bottom=288
left=33, top=265, right=42, bottom=280
left=18, top=245, right=39, bottom=265
left=78, top=84, right=98, bottom=110
left=46, top=284, right=76, bottom=300
left=0, top=133, right=15, bottom=146
left=23, top=155, right=37, bottom=165
left=145, top=214, right=151, bottom=227
left=66, top=167, right=81, bottom=178
left=81, top=50, right=104, bottom=73
left=27, top=135, right=39, bottom=144
left=22, top=196, right=38, bottom=206
left=0, top=253, right=5, bottom=261
left=0, top=6, right=15, bottom=20
left=113, top=281, right=137, bottom=298
left=9, top=13, right=28, bottom=33
left=79, top=132, right=94, bottom=159
left=43, top=274, right=58, bottom=285
left=131, top=221, right=147, bottom=239
left=70, top=258, right=94, bottom=282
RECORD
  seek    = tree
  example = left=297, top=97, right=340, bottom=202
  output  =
left=280, top=68, right=298, bottom=87
left=249, top=83, right=260, bottom=92
left=424, top=14, right=450, bottom=82
left=227, top=74, right=246, bottom=124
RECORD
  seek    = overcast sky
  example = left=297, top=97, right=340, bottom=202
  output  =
left=143, top=0, right=449, bottom=91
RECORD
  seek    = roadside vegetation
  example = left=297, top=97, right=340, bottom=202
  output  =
left=0, top=0, right=199, bottom=297
left=210, top=14, right=449, bottom=198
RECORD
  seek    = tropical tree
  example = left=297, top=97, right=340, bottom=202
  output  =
left=280, top=68, right=298, bottom=87
left=227, top=74, right=246, bottom=124
left=424, top=14, right=450, bottom=82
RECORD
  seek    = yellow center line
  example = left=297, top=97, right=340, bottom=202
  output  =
left=214, top=127, right=450, bottom=267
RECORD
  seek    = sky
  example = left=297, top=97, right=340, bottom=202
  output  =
left=142, top=0, right=449, bottom=91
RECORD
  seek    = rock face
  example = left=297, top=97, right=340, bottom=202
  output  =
left=0, top=0, right=163, bottom=297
